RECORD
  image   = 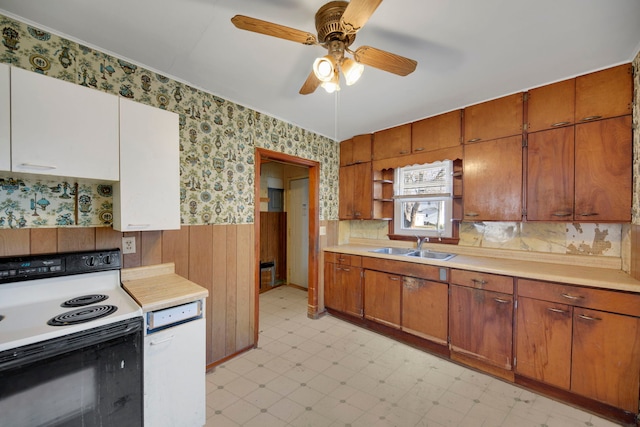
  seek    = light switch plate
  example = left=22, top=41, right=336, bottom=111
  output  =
left=122, top=236, right=136, bottom=254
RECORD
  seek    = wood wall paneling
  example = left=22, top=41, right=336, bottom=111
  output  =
left=30, top=228, right=57, bottom=254
left=189, top=225, right=214, bottom=362
left=0, top=228, right=30, bottom=255
left=140, top=230, right=162, bottom=266
left=57, top=227, right=95, bottom=252
left=161, top=227, right=190, bottom=278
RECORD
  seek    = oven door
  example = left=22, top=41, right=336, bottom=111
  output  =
left=0, top=317, right=143, bottom=427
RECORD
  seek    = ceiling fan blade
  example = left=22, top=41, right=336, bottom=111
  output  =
left=299, top=70, right=321, bottom=95
left=340, top=0, right=383, bottom=34
left=354, top=46, right=417, bottom=76
left=231, top=15, right=318, bottom=45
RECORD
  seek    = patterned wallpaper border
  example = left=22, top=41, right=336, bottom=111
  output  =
left=0, top=14, right=340, bottom=229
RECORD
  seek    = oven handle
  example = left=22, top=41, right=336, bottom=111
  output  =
left=149, top=335, right=175, bottom=345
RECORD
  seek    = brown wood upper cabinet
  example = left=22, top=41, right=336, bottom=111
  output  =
left=411, top=110, right=462, bottom=153
left=527, top=116, right=632, bottom=222
left=463, top=135, right=523, bottom=221
left=339, top=162, right=372, bottom=220
left=463, top=93, right=523, bottom=143
left=527, top=63, right=632, bottom=133
left=372, top=123, right=411, bottom=160
left=527, top=78, right=575, bottom=133
left=575, top=63, right=633, bottom=123
left=340, top=134, right=372, bottom=166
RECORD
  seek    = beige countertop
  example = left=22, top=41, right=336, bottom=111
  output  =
left=326, top=241, right=640, bottom=293
left=121, top=263, right=209, bottom=312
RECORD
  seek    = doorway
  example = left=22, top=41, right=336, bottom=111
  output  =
left=254, top=148, right=320, bottom=343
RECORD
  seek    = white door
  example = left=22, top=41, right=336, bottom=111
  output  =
left=288, top=178, right=309, bottom=288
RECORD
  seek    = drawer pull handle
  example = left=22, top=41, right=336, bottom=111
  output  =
left=493, top=297, right=510, bottom=304
left=471, top=279, right=487, bottom=285
left=551, top=212, right=572, bottom=217
left=389, top=276, right=400, bottom=281
left=338, top=258, right=346, bottom=262
left=579, top=115, right=602, bottom=122
left=578, top=314, right=601, bottom=321
left=467, top=138, right=482, bottom=143
left=150, top=335, right=175, bottom=345
left=577, top=212, right=598, bottom=217
left=342, top=268, right=351, bottom=272
left=399, top=150, right=409, bottom=155
left=547, top=307, right=569, bottom=314
left=465, top=212, right=479, bottom=217
left=19, top=162, right=57, bottom=170
left=127, top=223, right=151, bottom=228
left=414, top=147, right=425, bottom=152
left=561, top=293, right=583, bottom=300
left=551, top=121, right=571, bottom=127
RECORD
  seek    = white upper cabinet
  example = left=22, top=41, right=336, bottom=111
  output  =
left=10, top=67, right=119, bottom=180
left=0, top=64, right=9, bottom=172
left=113, top=97, right=180, bottom=231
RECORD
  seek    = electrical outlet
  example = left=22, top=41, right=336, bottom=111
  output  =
left=122, top=236, right=136, bottom=254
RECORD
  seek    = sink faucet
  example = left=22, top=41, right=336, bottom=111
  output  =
left=416, top=236, right=428, bottom=251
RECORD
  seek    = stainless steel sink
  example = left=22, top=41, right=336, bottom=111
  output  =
left=406, top=250, right=456, bottom=261
left=369, top=247, right=415, bottom=255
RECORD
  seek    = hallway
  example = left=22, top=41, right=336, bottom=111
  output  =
left=205, top=286, right=618, bottom=426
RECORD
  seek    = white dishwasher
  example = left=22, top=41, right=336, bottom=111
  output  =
left=144, top=300, right=206, bottom=427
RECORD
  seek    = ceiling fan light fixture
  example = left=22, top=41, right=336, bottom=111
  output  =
left=321, top=70, right=340, bottom=93
left=313, top=55, right=336, bottom=82
left=341, top=57, right=364, bottom=85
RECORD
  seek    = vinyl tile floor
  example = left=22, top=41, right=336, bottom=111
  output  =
left=205, top=285, right=622, bottom=427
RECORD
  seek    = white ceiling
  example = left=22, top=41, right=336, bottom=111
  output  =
left=1, top=0, right=639, bottom=141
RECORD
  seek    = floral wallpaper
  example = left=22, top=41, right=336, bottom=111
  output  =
left=0, top=13, right=340, bottom=229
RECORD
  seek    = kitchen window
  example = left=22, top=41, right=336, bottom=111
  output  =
left=393, top=160, right=453, bottom=238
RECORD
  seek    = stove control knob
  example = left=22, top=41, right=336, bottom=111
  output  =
left=86, top=256, right=97, bottom=267
left=102, top=255, right=111, bottom=265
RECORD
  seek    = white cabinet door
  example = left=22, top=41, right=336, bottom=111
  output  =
left=0, top=64, right=9, bottom=172
left=114, top=97, right=180, bottom=231
left=144, top=318, right=206, bottom=427
left=10, top=67, right=119, bottom=180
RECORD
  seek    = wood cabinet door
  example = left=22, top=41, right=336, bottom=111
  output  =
left=515, top=297, right=572, bottom=389
left=338, top=165, right=355, bottom=220
left=372, top=123, right=411, bottom=160
left=364, top=270, right=401, bottom=328
left=352, top=162, right=372, bottom=220
left=449, top=285, right=513, bottom=369
left=463, top=135, right=523, bottom=221
left=527, top=78, right=575, bottom=133
left=324, top=262, right=342, bottom=311
left=463, top=93, right=523, bottom=143
left=352, top=134, right=372, bottom=164
left=402, top=277, right=448, bottom=344
left=339, top=138, right=353, bottom=167
left=411, top=110, right=462, bottom=153
left=526, top=127, right=574, bottom=221
left=341, top=265, right=363, bottom=318
left=575, top=64, right=633, bottom=123
left=571, top=309, right=640, bottom=412
left=574, top=116, right=632, bottom=222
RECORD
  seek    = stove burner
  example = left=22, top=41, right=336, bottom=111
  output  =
left=47, top=305, right=118, bottom=326
left=61, top=294, right=109, bottom=307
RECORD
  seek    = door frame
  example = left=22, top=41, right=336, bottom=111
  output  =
left=254, top=148, right=320, bottom=343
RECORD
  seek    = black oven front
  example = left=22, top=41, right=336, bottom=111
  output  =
left=0, top=317, right=143, bottom=427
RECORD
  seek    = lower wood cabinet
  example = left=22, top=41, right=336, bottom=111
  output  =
left=516, top=279, right=640, bottom=412
left=324, top=253, right=363, bottom=318
left=449, top=284, right=514, bottom=369
left=402, top=277, right=448, bottom=344
left=363, top=269, right=401, bottom=328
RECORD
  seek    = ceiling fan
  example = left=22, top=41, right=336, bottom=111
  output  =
left=231, top=0, right=418, bottom=95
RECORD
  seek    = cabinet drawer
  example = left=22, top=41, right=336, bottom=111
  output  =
left=325, top=252, right=361, bottom=267
left=362, top=257, right=447, bottom=282
left=450, top=269, right=513, bottom=294
left=517, top=279, right=640, bottom=318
